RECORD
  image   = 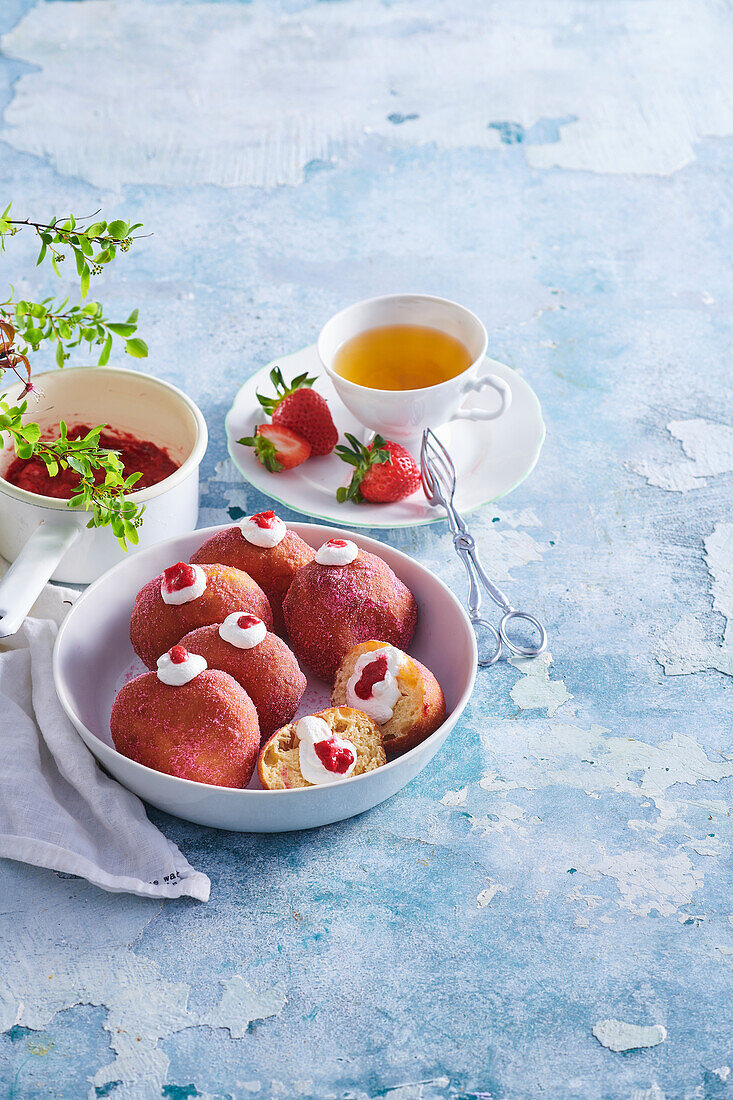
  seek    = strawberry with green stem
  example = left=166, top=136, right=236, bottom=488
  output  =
left=336, top=433, right=422, bottom=504
left=257, top=366, right=338, bottom=456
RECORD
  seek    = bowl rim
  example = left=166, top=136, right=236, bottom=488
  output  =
left=0, top=366, right=208, bottom=510
left=53, top=520, right=478, bottom=799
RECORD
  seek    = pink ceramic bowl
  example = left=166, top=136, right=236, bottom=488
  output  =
left=53, top=522, right=477, bottom=832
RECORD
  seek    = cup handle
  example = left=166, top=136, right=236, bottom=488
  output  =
left=450, top=374, right=512, bottom=423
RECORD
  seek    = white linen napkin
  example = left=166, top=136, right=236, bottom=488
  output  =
left=0, top=568, right=210, bottom=901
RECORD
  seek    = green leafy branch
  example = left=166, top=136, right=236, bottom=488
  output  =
left=0, top=295, right=147, bottom=367
left=0, top=204, right=147, bottom=297
left=0, top=203, right=150, bottom=548
left=0, top=396, right=144, bottom=549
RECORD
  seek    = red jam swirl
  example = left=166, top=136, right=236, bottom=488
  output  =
left=4, top=423, right=179, bottom=499
left=354, top=653, right=389, bottom=700
left=237, top=613, right=261, bottom=629
left=169, top=645, right=189, bottom=664
left=163, top=562, right=197, bottom=592
left=251, top=510, right=277, bottom=529
left=314, top=738, right=355, bottom=774
left=326, top=538, right=348, bottom=548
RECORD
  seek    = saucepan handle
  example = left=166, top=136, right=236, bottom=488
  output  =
left=0, top=517, right=82, bottom=638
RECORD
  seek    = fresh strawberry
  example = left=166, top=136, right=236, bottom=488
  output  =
left=238, top=424, right=311, bottom=472
left=257, top=366, right=338, bottom=456
left=335, top=433, right=422, bottom=504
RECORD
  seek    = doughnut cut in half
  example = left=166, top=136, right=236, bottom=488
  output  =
left=258, top=706, right=385, bottom=790
left=331, top=640, right=446, bottom=755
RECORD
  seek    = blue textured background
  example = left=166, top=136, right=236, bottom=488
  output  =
left=1, top=1, right=731, bottom=1097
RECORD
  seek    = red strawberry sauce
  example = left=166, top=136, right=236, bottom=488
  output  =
left=169, top=645, right=189, bottom=664
left=354, top=653, right=389, bottom=700
left=4, top=423, right=178, bottom=499
left=327, top=538, right=347, bottom=547
left=251, top=510, right=277, bottom=528
left=237, top=613, right=261, bottom=629
left=314, top=738, right=355, bottom=774
left=163, top=562, right=197, bottom=592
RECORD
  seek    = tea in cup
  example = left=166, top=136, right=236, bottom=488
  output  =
left=318, top=294, right=511, bottom=446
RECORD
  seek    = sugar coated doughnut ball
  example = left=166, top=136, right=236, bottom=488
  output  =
left=190, top=514, right=315, bottom=632
left=111, top=657, right=260, bottom=787
left=129, top=561, right=272, bottom=668
left=179, top=616, right=306, bottom=739
left=282, top=540, right=417, bottom=682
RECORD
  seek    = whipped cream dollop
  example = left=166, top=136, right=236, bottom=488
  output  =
left=156, top=645, right=207, bottom=686
left=239, top=510, right=286, bottom=548
left=297, top=715, right=357, bottom=784
left=219, top=611, right=267, bottom=650
left=315, top=538, right=358, bottom=566
left=346, top=645, right=407, bottom=724
left=160, top=562, right=206, bottom=605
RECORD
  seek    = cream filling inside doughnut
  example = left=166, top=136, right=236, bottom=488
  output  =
left=297, top=715, right=356, bottom=784
left=219, top=612, right=267, bottom=650
left=160, top=564, right=206, bottom=605
left=239, top=512, right=286, bottom=548
left=156, top=649, right=207, bottom=686
left=315, top=538, right=358, bottom=566
left=345, top=645, right=407, bottom=724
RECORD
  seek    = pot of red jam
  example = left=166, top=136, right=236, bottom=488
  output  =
left=0, top=366, right=208, bottom=636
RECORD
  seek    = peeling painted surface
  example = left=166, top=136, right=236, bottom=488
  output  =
left=655, top=521, right=733, bottom=678
left=509, top=651, right=572, bottom=715
left=633, top=420, right=733, bottom=492
left=592, top=1019, right=667, bottom=1052
left=1, top=0, right=733, bottom=1097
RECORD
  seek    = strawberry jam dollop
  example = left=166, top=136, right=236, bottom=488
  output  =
left=327, top=539, right=347, bottom=547
left=169, top=645, right=189, bottom=664
left=353, top=653, right=389, bottom=700
left=314, top=738, right=355, bottom=774
left=163, top=562, right=197, bottom=592
left=251, top=510, right=277, bottom=529
left=237, top=613, right=261, bottom=630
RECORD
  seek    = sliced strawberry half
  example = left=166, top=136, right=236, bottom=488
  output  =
left=238, top=424, right=311, bottom=472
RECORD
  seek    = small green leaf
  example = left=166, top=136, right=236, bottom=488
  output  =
left=124, top=337, right=148, bottom=358
left=22, top=423, right=41, bottom=444
left=55, top=341, right=65, bottom=368
left=80, top=267, right=90, bottom=299
left=106, top=322, right=136, bottom=337
left=98, top=333, right=113, bottom=366
left=107, top=220, right=128, bottom=238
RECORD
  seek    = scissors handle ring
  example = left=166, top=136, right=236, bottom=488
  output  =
left=470, top=614, right=503, bottom=667
left=499, top=610, right=548, bottom=657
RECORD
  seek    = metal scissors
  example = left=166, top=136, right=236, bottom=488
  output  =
left=420, top=428, right=548, bottom=667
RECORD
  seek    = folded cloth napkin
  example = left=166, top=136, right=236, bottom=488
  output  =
left=0, top=567, right=210, bottom=901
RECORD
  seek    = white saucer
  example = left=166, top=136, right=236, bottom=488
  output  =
left=225, top=345, right=545, bottom=528
left=53, top=523, right=477, bottom=832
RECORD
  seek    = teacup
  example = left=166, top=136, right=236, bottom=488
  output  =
left=318, top=294, right=511, bottom=447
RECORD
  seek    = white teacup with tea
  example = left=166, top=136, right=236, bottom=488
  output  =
left=318, top=294, right=511, bottom=447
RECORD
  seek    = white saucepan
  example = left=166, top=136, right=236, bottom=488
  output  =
left=0, top=366, right=207, bottom=637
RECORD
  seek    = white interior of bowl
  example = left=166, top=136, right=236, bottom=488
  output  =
left=54, top=522, right=477, bottom=800
left=0, top=367, right=204, bottom=500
